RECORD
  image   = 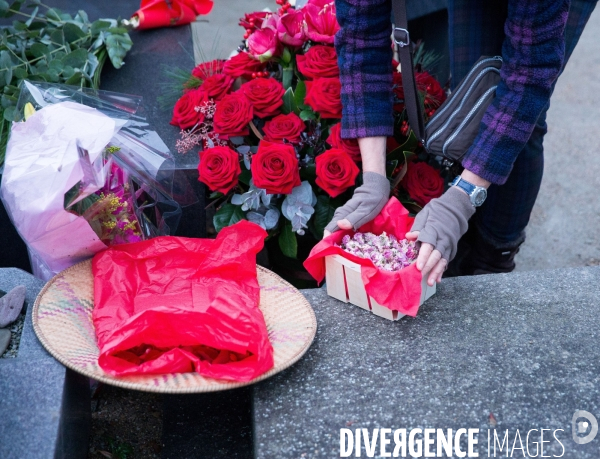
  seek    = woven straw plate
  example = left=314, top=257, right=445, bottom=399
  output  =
left=32, top=260, right=317, bottom=393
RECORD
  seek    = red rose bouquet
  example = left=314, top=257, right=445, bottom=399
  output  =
left=169, top=0, right=448, bottom=260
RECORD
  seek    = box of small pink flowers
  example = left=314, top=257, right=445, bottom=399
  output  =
left=304, top=198, right=436, bottom=321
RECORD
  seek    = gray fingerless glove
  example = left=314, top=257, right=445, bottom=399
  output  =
left=324, top=172, right=390, bottom=233
left=410, top=186, right=476, bottom=262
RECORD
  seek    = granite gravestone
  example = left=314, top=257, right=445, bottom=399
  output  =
left=0, top=268, right=90, bottom=459
left=253, top=267, right=600, bottom=458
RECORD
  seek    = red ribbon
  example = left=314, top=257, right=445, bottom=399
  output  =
left=133, top=0, right=213, bottom=30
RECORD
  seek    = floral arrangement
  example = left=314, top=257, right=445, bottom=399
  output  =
left=169, top=0, right=448, bottom=259
left=339, top=232, right=418, bottom=272
left=65, top=151, right=143, bottom=246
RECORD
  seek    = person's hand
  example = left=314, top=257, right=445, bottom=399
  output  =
left=406, top=186, right=475, bottom=286
left=323, top=171, right=390, bottom=237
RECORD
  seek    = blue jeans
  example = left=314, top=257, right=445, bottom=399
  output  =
left=448, top=0, right=597, bottom=248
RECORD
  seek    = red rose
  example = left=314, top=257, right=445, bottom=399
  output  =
left=296, top=45, right=339, bottom=79
left=199, top=73, right=233, bottom=100
left=251, top=140, right=301, bottom=194
left=304, top=3, right=339, bottom=44
left=315, top=148, right=360, bottom=197
left=240, top=77, right=285, bottom=118
left=213, top=92, right=253, bottom=137
left=170, top=89, right=208, bottom=129
left=198, top=146, right=241, bottom=194
left=416, top=71, right=446, bottom=109
left=400, top=161, right=444, bottom=207
left=326, top=123, right=361, bottom=162
left=222, top=52, right=266, bottom=80
left=192, top=60, right=225, bottom=80
left=304, top=77, right=342, bottom=119
left=263, top=113, right=306, bottom=144
left=393, top=71, right=446, bottom=113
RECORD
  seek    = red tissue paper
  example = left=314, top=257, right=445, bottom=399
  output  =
left=303, top=198, right=424, bottom=317
left=92, top=220, right=274, bottom=381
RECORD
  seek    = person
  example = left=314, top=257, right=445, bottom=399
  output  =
left=325, top=0, right=598, bottom=286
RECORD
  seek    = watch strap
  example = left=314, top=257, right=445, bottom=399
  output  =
left=451, top=176, right=476, bottom=196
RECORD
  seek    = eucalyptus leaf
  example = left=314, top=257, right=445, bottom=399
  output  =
left=49, top=28, right=64, bottom=45
left=48, top=59, right=63, bottom=71
left=64, top=71, right=85, bottom=85
left=13, top=67, right=27, bottom=79
left=45, top=7, right=61, bottom=22
left=61, top=48, right=87, bottom=68
left=85, top=52, right=99, bottom=78
left=105, top=33, right=132, bottom=69
left=1, top=94, right=17, bottom=108
left=30, top=42, right=48, bottom=58
left=91, top=20, right=112, bottom=36
left=107, top=27, right=129, bottom=35
left=13, top=20, right=27, bottom=31
left=0, top=1, right=132, bottom=165
left=63, top=22, right=86, bottom=42
left=75, top=10, right=89, bottom=24
left=3, top=106, right=16, bottom=122
left=24, top=5, right=37, bottom=26
left=44, top=69, right=59, bottom=81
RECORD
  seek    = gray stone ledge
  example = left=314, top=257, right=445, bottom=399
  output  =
left=254, top=266, right=600, bottom=458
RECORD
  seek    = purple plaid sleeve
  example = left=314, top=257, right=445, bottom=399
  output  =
left=334, top=0, right=395, bottom=139
left=461, top=0, right=570, bottom=184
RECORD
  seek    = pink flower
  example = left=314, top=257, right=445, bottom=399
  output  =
left=304, top=2, right=339, bottom=44
left=247, top=26, right=281, bottom=62
left=307, top=0, right=334, bottom=7
left=277, top=9, right=306, bottom=47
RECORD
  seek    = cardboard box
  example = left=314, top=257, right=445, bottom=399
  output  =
left=325, top=254, right=436, bottom=321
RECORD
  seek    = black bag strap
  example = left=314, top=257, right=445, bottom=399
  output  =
left=391, top=0, right=426, bottom=144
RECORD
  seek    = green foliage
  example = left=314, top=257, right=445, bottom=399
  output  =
left=282, top=87, right=297, bottom=115
left=309, top=195, right=336, bottom=240
left=0, top=1, right=133, bottom=164
left=294, top=79, right=308, bottom=110
left=238, top=169, right=252, bottom=186
left=213, top=203, right=245, bottom=233
left=278, top=221, right=298, bottom=259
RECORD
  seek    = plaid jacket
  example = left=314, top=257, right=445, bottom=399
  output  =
left=334, top=0, right=570, bottom=184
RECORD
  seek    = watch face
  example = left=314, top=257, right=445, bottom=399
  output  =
left=472, top=188, right=487, bottom=207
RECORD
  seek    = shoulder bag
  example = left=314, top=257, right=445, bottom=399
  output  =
left=392, top=0, right=502, bottom=164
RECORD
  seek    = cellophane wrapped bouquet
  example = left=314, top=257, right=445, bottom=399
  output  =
left=1, top=81, right=183, bottom=280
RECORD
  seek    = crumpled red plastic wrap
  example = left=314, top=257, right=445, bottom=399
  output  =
left=303, top=198, right=424, bottom=317
left=92, top=220, right=274, bottom=381
left=133, top=0, right=213, bottom=30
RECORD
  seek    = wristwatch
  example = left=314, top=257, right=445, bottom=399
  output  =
left=450, top=176, right=488, bottom=207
